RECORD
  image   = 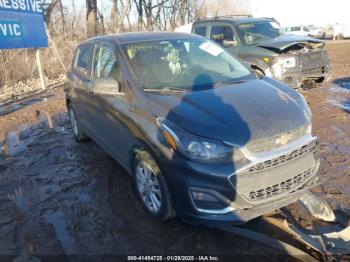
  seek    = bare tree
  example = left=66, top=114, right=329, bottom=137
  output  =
left=86, top=0, right=98, bottom=37
left=43, top=0, right=60, bottom=28
left=134, top=0, right=145, bottom=30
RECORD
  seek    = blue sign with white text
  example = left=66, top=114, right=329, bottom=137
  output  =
left=0, top=0, right=48, bottom=49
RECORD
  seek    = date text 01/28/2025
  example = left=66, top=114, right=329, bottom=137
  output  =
left=127, top=256, right=220, bottom=261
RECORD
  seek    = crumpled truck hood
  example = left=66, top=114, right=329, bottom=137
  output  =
left=256, top=35, right=325, bottom=52
left=147, top=79, right=310, bottom=148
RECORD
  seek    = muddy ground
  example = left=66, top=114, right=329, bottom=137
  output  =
left=0, top=41, right=350, bottom=261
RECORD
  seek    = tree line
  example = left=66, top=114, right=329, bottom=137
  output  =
left=43, top=0, right=250, bottom=37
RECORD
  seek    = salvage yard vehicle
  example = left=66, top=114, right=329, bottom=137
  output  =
left=66, top=32, right=320, bottom=225
left=191, top=16, right=331, bottom=88
left=284, top=25, right=325, bottom=39
left=333, top=22, right=350, bottom=39
left=307, top=25, right=326, bottom=39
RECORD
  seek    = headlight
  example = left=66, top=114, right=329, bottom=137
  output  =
left=157, top=119, right=245, bottom=163
left=270, top=57, right=296, bottom=78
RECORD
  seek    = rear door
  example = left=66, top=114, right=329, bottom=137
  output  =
left=68, top=43, right=94, bottom=134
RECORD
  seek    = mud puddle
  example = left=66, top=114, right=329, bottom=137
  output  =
left=327, top=99, right=350, bottom=113
left=42, top=210, right=75, bottom=253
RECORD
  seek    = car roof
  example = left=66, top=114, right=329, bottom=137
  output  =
left=193, top=17, right=275, bottom=25
left=79, top=32, right=204, bottom=46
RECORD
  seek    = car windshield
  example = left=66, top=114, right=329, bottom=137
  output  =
left=122, top=39, right=253, bottom=91
left=236, top=21, right=282, bottom=45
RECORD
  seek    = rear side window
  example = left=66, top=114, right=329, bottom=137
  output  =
left=194, top=26, right=207, bottom=36
left=74, top=45, right=91, bottom=75
left=210, top=26, right=234, bottom=46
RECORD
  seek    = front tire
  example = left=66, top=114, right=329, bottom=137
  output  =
left=68, top=105, right=88, bottom=142
left=133, top=151, right=175, bottom=221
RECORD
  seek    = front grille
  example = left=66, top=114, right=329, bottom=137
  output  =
left=246, top=126, right=308, bottom=153
left=248, top=166, right=315, bottom=202
left=300, top=50, right=324, bottom=71
left=244, top=139, right=318, bottom=174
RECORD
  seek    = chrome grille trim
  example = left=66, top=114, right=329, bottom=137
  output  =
left=242, top=139, right=318, bottom=174
left=248, top=166, right=316, bottom=202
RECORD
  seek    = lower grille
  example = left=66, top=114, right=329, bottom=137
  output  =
left=248, top=166, right=315, bottom=202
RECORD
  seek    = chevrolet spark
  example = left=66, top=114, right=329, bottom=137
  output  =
left=65, top=32, right=319, bottom=225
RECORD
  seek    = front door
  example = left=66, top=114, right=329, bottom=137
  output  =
left=209, top=23, right=238, bottom=56
left=88, top=42, right=136, bottom=168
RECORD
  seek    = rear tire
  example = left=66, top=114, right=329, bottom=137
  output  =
left=68, top=105, right=89, bottom=142
left=133, top=151, right=175, bottom=221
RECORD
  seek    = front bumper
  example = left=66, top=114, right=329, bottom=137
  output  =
left=267, top=50, right=331, bottom=88
left=275, top=66, right=331, bottom=88
left=158, top=136, right=320, bottom=225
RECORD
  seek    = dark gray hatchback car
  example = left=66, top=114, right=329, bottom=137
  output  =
left=66, top=32, right=320, bottom=225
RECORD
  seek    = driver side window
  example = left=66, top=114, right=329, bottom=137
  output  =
left=93, top=45, right=120, bottom=81
left=210, top=25, right=235, bottom=46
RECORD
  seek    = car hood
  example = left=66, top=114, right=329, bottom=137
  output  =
left=256, top=34, right=325, bottom=52
left=147, top=79, right=310, bottom=148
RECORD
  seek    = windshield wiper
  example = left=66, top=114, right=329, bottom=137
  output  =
left=144, top=87, right=188, bottom=93
left=214, top=79, right=249, bottom=86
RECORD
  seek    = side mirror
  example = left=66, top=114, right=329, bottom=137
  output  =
left=223, top=39, right=238, bottom=48
left=93, top=78, right=123, bottom=96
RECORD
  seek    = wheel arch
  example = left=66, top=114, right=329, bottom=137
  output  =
left=128, top=141, right=162, bottom=175
left=251, top=64, right=265, bottom=75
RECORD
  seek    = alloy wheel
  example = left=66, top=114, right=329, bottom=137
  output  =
left=135, top=161, right=163, bottom=213
left=69, top=107, right=79, bottom=138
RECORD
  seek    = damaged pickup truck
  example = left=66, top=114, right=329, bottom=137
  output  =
left=191, top=17, right=331, bottom=88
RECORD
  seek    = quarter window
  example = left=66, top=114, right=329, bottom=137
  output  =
left=93, top=45, right=120, bottom=80
left=194, top=26, right=207, bottom=37
left=210, top=26, right=234, bottom=46
left=74, top=45, right=91, bottom=75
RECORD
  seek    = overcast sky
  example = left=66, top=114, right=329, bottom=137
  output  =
left=250, top=0, right=350, bottom=26
left=63, top=0, right=350, bottom=27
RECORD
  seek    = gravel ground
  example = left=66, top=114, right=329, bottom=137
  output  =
left=0, top=41, right=350, bottom=261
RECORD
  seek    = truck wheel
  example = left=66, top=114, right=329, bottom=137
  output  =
left=133, top=151, right=175, bottom=221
